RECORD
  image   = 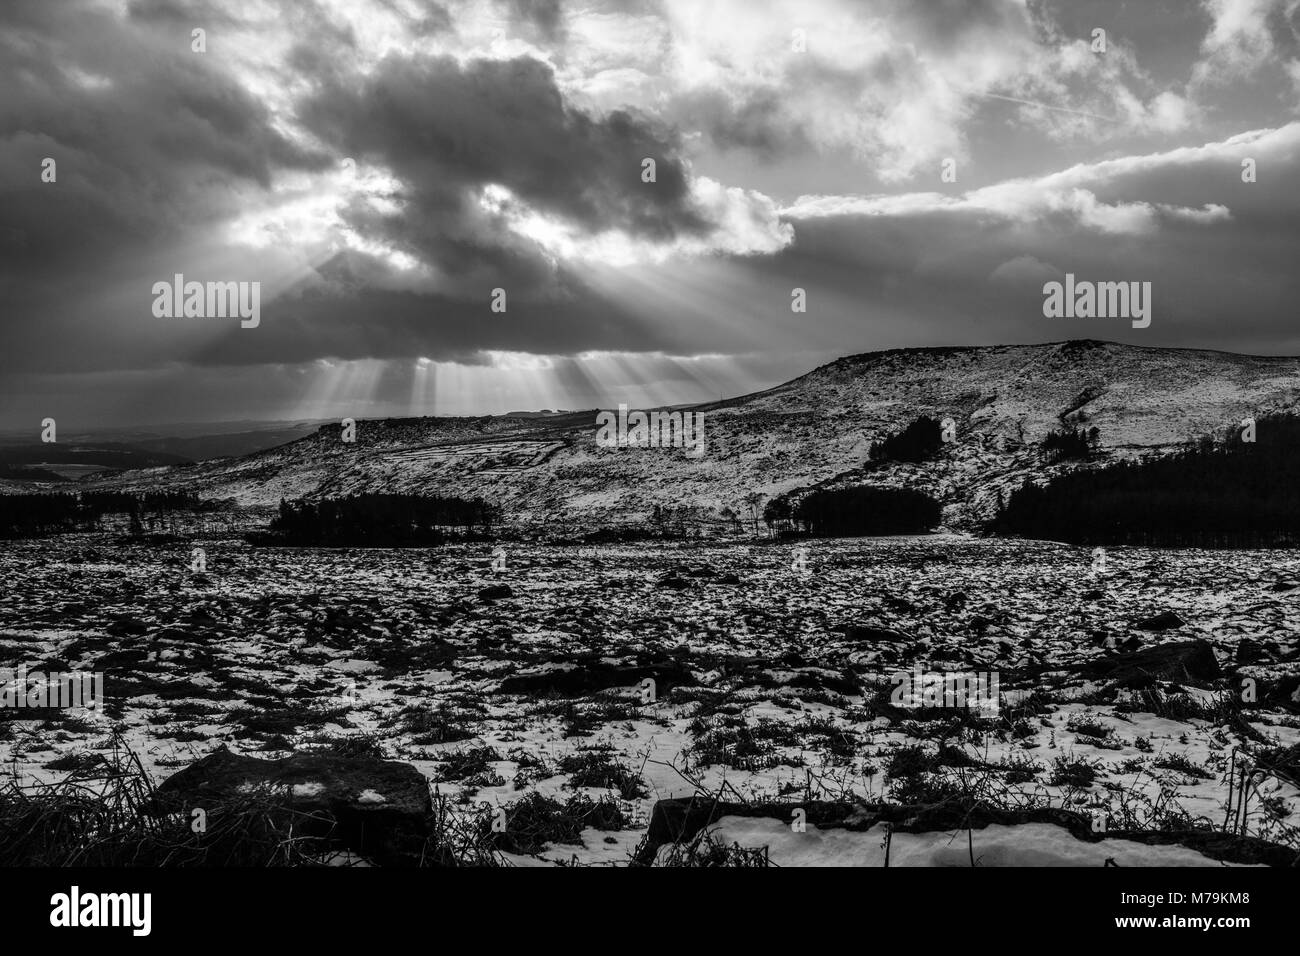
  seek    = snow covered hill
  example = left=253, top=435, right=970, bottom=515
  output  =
left=77, top=340, right=1300, bottom=531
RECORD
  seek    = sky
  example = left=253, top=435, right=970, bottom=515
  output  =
left=2, top=0, right=1300, bottom=428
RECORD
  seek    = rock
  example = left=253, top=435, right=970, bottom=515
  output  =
left=1088, top=639, right=1222, bottom=688
left=657, top=574, right=692, bottom=590
left=478, top=584, right=513, bottom=601
left=498, top=658, right=697, bottom=697
left=785, top=667, right=860, bottom=697
left=154, top=747, right=432, bottom=866
left=718, top=572, right=742, bottom=585
left=187, top=606, right=218, bottom=624
left=1133, top=611, right=1186, bottom=631
left=1263, top=674, right=1300, bottom=711
left=1235, top=639, right=1265, bottom=665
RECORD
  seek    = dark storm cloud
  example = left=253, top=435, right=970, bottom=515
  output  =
left=0, top=0, right=718, bottom=381
left=165, top=49, right=733, bottom=370
left=299, top=53, right=708, bottom=248
left=0, top=0, right=323, bottom=283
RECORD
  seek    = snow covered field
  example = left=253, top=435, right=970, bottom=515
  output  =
left=2, top=534, right=1297, bottom=865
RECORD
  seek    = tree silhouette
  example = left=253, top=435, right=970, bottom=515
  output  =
left=989, top=414, right=1300, bottom=547
left=869, top=416, right=944, bottom=463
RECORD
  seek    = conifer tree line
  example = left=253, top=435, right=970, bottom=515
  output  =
left=1042, top=425, right=1100, bottom=461
left=0, top=491, right=204, bottom=537
left=989, top=413, right=1300, bottom=547
left=255, top=493, right=499, bottom=546
left=764, top=486, right=941, bottom=536
left=759, top=415, right=948, bottom=537
left=868, top=415, right=944, bottom=463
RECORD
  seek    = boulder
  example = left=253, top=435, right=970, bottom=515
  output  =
left=883, top=595, right=917, bottom=613
left=498, top=658, right=697, bottom=697
left=154, top=747, right=432, bottom=865
left=106, top=617, right=147, bottom=637
left=1263, top=674, right=1300, bottom=711
left=1235, top=639, right=1266, bottom=666
left=785, top=668, right=860, bottom=697
left=1087, top=639, right=1222, bottom=688
left=657, top=574, right=692, bottom=590
left=477, top=584, right=513, bottom=601
left=1133, top=610, right=1186, bottom=631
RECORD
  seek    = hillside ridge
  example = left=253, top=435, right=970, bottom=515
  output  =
left=47, top=339, right=1300, bottom=531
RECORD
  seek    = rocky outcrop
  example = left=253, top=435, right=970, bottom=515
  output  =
left=1087, top=639, right=1223, bottom=687
left=154, top=747, right=433, bottom=866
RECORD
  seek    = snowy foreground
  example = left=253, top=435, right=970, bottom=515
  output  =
left=1, top=534, right=1297, bottom=866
